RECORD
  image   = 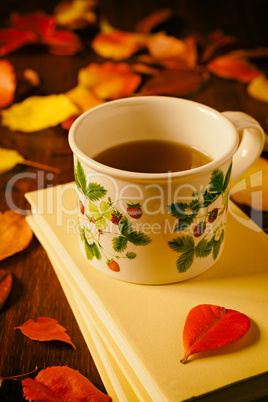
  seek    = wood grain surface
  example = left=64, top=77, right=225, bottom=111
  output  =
left=0, top=1, right=267, bottom=400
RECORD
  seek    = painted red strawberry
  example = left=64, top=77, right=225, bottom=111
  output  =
left=193, top=221, right=206, bottom=237
left=111, top=211, right=122, bottom=225
left=79, top=200, right=85, bottom=215
left=106, top=259, right=120, bottom=272
left=127, top=202, right=142, bottom=219
left=208, top=208, right=218, bottom=223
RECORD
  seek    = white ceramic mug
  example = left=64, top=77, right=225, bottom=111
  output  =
left=69, top=96, right=264, bottom=284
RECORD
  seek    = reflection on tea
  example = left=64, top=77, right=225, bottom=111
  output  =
left=93, top=139, right=212, bottom=173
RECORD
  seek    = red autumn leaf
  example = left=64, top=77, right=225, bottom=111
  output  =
left=0, top=28, right=38, bottom=57
left=139, top=68, right=209, bottom=96
left=135, top=8, right=172, bottom=33
left=22, top=366, right=111, bottom=401
left=0, top=210, right=33, bottom=261
left=0, top=59, right=16, bottom=108
left=207, top=51, right=261, bottom=83
left=0, top=270, right=13, bottom=311
left=0, top=12, right=81, bottom=56
left=15, top=317, right=76, bottom=349
left=181, top=304, right=251, bottom=363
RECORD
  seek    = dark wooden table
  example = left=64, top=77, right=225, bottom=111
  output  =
left=0, top=1, right=267, bottom=400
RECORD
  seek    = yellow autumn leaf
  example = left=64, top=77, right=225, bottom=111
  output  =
left=0, top=147, right=60, bottom=174
left=0, top=148, right=24, bottom=174
left=1, top=94, right=79, bottom=132
left=54, top=0, right=97, bottom=29
left=66, top=85, right=105, bottom=113
left=247, top=74, right=268, bottom=103
left=231, top=157, right=268, bottom=211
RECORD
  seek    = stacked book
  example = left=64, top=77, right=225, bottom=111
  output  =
left=25, top=183, right=268, bottom=401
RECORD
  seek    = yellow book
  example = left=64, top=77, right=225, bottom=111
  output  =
left=26, top=183, right=268, bottom=401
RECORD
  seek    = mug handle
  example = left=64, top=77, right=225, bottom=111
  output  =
left=222, top=111, right=265, bottom=181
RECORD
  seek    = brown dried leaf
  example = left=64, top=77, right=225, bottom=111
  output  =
left=139, top=69, right=209, bottom=96
left=0, top=210, right=33, bottom=261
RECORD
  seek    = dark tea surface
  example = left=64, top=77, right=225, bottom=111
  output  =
left=93, top=139, right=212, bottom=173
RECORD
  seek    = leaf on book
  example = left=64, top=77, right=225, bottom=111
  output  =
left=0, top=270, right=13, bottom=310
left=22, top=366, right=111, bottom=401
left=0, top=210, right=33, bottom=261
left=15, top=317, right=76, bottom=349
left=181, top=304, right=251, bottom=363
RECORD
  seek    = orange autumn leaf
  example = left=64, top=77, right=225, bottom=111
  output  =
left=0, top=210, right=33, bottom=261
left=22, top=366, right=111, bottom=401
left=0, top=60, right=16, bottom=108
left=231, top=157, right=268, bottom=211
left=15, top=317, right=76, bottom=349
left=207, top=51, right=261, bottom=83
left=78, top=62, right=142, bottom=99
left=92, top=20, right=147, bottom=61
left=139, top=68, right=209, bottom=96
left=63, top=85, right=105, bottom=129
left=0, top=270, right=13, bottom=311
left=135, top=8, right=172, bottom=33
left=54, top=0, right=97, bottom=29
left=146, top=32, right=198, bottom=69
left=66, top=84, right=105, bottom=112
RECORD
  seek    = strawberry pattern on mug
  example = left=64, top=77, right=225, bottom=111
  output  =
left=74, top=160, right=152, bottom=272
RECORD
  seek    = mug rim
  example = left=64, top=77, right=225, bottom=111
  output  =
left=68, top=96, right=239, bottom=181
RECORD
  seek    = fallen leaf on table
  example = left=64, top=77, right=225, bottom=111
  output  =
left=22, top=366, right=111, bottom=401
left=135, top=8, right=172, bottom=33
left=1, top=94, right=79, bottom=132
left=15, top=317, right=76, bottom=349
left=247, top=74, right=268, bottom=103
left=199, top=30, right=236, bottom=63
left=54, top=0, right=97, bottom=29
left=0, top=28, right=37, bottom=57
left=0, top=210, right=33, bottom=261
left=78, top=62, right=142, bottom=99
left=231, top=157, right=268, bottom=211
left=66, top=84, right=105, bottom=112
left=0, top=270, right=13, bottom=311
left=63, top=85, right=105, bottom=129
left=139, top=68, right=209, bottom=96
left=0, top=59, right=16, bottom=108
left=181, top=304, right=251, bottom=363
left=146, top=32, right=198, bottom=69
left=0, top=147, right=60, bottom=174
left=207, top=51, right=261, bottom=83
left=0, top=12, right=82, bottom=56
left=92, top=19, right=147, bottom=61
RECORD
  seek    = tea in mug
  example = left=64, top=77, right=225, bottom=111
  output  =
left=93, top=139, right=212, bottom=173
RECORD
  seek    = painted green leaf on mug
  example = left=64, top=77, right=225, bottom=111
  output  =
left=168, top=164, right=231, bottom=273
left=181, top=304, right=251, bottom=363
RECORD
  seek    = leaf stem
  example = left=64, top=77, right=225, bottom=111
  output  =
left=22, top=159, right=60, bottom=174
